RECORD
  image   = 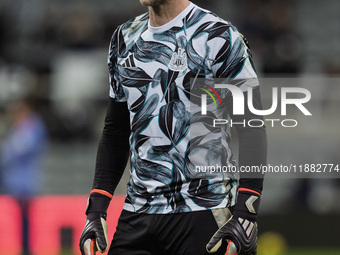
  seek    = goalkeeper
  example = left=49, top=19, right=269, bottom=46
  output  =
left=79, top=0, right=267, bottom=254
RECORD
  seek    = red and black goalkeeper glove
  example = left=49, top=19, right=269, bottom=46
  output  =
left=79, top=189, right=112, bottom=255
left=206, top=188, right=261, bottom=255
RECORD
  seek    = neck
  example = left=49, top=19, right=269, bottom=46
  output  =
left=148, top=0, right=190, bottom=27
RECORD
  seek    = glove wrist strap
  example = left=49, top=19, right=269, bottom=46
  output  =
left=86, top=189, right=112, bottom=216
left=233, top=188, right=261, bottom=222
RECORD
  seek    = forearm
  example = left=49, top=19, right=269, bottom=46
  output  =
left=230, top=87, right=267, bottom=193
left=237, top=123, right=267, bottom=194
left=92, top=98, right=131, bottom=194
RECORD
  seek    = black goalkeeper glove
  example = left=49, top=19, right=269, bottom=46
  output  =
left=80, top=189, right=112, bottom=255
left=206, top=188, right=261, bottom=255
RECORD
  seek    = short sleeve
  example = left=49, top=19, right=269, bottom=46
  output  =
left=207, top=24, right=259, bottom=91
left=108, top=27, right=127, bottom=102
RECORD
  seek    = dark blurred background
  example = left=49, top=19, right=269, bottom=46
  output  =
left=0, top=0, right=339, bottom=254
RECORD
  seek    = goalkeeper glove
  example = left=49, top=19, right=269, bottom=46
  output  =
left=79, top=189, right=112, bottom=255
left=206, top=188, right=261, bottom=255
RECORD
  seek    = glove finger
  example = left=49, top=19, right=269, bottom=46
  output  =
left=83, top=239, right=96, bottom=255
left=206, top=222, right=232, bottom=253
left=225, top=240, right=238, bottom=255
left=206, top=229, right=224, bottom=253
left=95, top=218, right=109, bottom=253
left=206, top=238, right=223, bottom=253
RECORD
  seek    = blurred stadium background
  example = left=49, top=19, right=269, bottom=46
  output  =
left=0, top=0, right=339, bottom=254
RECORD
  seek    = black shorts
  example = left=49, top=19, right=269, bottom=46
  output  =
left=108, top=208, right=232, bottom=255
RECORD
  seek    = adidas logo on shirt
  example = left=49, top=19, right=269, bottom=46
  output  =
left=122, top=54, right=136, bottom=68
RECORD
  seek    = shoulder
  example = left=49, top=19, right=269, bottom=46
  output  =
left=120, top=12, right=149, bottom=35
left=187, top=4, right=241, bottom=41
left=110, top=13, right=148, bottom=48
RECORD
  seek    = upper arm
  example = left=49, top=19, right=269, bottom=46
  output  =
left=108, top=26, right=127, bottom=102
left=103, top=98, right=130, bottom=139
left=208, top=24, right=258, bottom=91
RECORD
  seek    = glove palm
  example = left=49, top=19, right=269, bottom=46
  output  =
left=79, top=190, right=112, bottom=255
left=80, top=213, right=109, bottom=255
left=207, top=189, right=261, bottom=255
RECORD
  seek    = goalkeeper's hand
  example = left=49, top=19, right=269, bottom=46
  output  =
left=206, top=188, right=261, bottom=255
left=79, top=189, right=112, bottom=255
